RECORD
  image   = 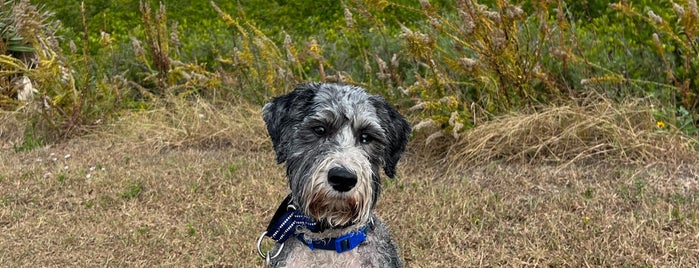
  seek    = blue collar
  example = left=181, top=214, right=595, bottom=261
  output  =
left=295, top=224, right=370, bottom=253
left=264, top=195, right=369, bottom=253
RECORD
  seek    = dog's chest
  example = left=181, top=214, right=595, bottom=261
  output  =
left=282, top=246, right=363, bottom=268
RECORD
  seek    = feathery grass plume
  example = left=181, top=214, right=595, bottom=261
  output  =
left=10, top=0, right=41, bottom=48
left=282, top=32, right=307, bottom=81
left=373, top=54, right=389, bottom=81
left=398, top=23, right=434, bottom=62
left=0, top=0, right=122, bottom=140
left=307, top=38, right=326, bottom=81
left=459, top=57, right=478, bottom=73
left=283, top=33, right=296, bottom=64
left=673, top=2, right=685, bottom=17
left=393, top=0, right=564, bottom=141
left=579, top=75, right=625, bottom=86
left=130, top=36, right=146, bottom=60
left=308, top=38, right=322, bottom=59
left=343, top=4, right=354, bottom=28
left=139, top=0, right=170, bottom=91
left=413, top=118, right=437, bottom=131
left=99, top=31, right=112, bottom=48
left=648, top=10, right=663, bottom=24
left=245, top=21, right=288, bottom=94
left=169, top=22, right=180, bottom=57
left=457, top=8, right=476, bottom=35
left=425, top=131, right=444, bottom=145
left=448, top=111, right=464, bottom=139
left=211, top=1, right=303, bottom=98
left=689, top=0, right=699, bottom=20
left=211, top=1, right=235, bottom=26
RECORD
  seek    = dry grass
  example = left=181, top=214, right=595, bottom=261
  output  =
left=1, top=97, right=699, bottom=267
left=446, top=96, right=698, bottom=169
left=0, top=110, right=28, bottom=150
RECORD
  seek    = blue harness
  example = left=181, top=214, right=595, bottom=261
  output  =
left=264, top=195, right=369, bottom=253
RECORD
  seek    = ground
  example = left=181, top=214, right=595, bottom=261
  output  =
left=1, top=101, right=698, bottom=267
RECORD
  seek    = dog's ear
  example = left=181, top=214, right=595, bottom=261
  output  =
left=262, top=83, right=318, bottom=163
left=370, top=96, right=411, bottom=178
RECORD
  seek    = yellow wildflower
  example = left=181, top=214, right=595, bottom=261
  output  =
left=309, top=38, right=322, bottom=60
left=656, top=121, right=666, bottom=129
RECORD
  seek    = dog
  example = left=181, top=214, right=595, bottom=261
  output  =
left=258, top=83, right=411, bottom=267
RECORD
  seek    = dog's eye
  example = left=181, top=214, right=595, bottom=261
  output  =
left=312, top=126, right=327, bottom=136
left=359, top=133, right=373, bottom=144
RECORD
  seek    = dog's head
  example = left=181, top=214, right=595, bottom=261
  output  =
left=262, top=83, right=411, bottom=227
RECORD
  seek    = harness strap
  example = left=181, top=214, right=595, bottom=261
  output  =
left=264, top=194, right=369, bottom=253
left=265, top=194, right=317, bottom=243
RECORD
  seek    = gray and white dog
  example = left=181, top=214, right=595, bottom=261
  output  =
left=260, top=83, right=411, bottom=267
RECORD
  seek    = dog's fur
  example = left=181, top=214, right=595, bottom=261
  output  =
left=262, top=83, right=411, bottom=267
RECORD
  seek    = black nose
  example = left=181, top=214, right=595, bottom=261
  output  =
left=327, top=167, right=357, bottom=192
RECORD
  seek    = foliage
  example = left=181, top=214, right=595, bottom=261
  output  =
left=2, top=0, right=699, bottom=146
left=610, top=0, right=699, bottom=134
left=1, top=0, right=87, bottom=139
left=0, top=0, right=34, bottom=55
left=385, top=0, right=699, bottom=142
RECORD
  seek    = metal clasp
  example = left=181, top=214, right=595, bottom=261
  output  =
left=256, top=231, right=284, bottom=261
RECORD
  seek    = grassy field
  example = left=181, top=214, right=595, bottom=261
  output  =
left=3, top=1, right=699, bottom=266
left=1, top=98, right=699, bottom=267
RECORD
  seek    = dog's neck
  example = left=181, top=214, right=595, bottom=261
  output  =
left=296, top=215, right=373, bottom=240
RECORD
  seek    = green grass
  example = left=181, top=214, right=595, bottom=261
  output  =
left=120, top=182, right=143, bottom=199
left=13, top=129, right=45, bottom=153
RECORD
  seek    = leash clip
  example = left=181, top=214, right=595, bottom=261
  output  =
left=256, top=231, right=284, bottom=260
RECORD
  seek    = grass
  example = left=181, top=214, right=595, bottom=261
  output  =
left=442, top=94, right=699, bottom=169
left=1, top=98, right=698, bottom=267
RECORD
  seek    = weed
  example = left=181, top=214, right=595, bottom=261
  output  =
left=671, top=207, right=682, bottom=221
left=137, top=225, right=150, bottom=235
left=139, top=1, right=171, bottom=91
left=185, top=223, right=196, bottom=237
left=223, top=163, right=237, bottom=178
left=1, top=194, right=10, bottom=206
left=57, top=173, right=66, bottom=185
left=633, top=178, right=647, bottom=200
left=120, top=182, right=143, bottom=199
left=582, top=188, right=594, bottom=200
left=189, top=182, right=199, bottom=193
left=13, top=128, right=44, bottom=152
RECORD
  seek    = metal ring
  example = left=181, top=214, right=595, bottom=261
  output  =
left=256, top=231, right=284, bottom=260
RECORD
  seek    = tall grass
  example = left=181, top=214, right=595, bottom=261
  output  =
left=1, top=0, right=698, bottom=152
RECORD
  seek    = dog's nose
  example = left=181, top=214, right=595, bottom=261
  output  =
left=327, top=167, right=357, bottom=192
